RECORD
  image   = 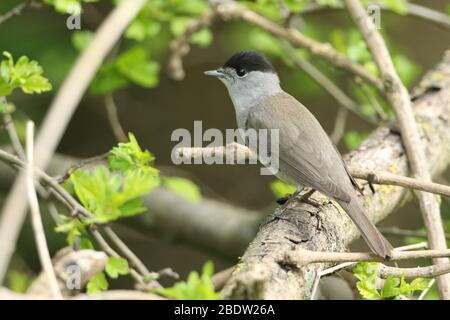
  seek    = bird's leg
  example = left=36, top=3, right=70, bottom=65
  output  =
left=275, top=187, right=303, bottom=205
left=276, top=194, right=293, bottom=205
left=298, top=189, right=320, bottom=208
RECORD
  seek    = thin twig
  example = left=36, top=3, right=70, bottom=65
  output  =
left=102, top=226, right=151, bottom=277
left=357, top=82, right=388, bottom=121
left=104, top=93, right=127, bottom=142
left=0, top=0, right=34, bottom=25
left=331, top=107, right=349, bottom=144
left=168, top=9, right=218, bottom=80
left=55, top=152, right=108, bottom=184
left=344, top=0, right=450, bottom=299
left=25, top=121, right=62, bottom=299
left=0, top=97, right=26, bottom=160
left=350, top=167, right=450, bottom=198
left=90, top=229, right=160, bottom=288
left=283, top=247, right=450, bottom=266
left=212, top=267, right=233, bottom=291
left=378, top=263, right=450, bottom=279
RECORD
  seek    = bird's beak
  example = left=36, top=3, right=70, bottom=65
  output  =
left=204, top=69, right=225, bottom=78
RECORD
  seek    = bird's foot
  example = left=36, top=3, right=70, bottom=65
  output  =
left=276, top=194, right=292, bottom=205
left=298, top=189, right=320, bottom=208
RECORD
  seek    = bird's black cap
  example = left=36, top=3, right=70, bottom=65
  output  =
left=223, top=51, right=275, bottom=73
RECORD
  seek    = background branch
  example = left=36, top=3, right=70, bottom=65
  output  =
left=24, top=121, right=62, bottom=299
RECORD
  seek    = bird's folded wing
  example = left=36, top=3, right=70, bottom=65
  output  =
left=246, top=92, right=351, bottom=203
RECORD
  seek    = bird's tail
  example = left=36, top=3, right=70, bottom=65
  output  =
left=338, top=196, right=393, bottom=258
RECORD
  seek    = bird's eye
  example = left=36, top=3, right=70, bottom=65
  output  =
left=236, top=68, right=247, bottom=77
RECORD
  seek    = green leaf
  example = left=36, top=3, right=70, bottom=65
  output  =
left=86, top=272, right=108, bottom=295
left=7, top=271, right=33, bottom=293
left=105, top=257, right=129, bottom=279
left=154, top=261, right=220, bottom=300
left=71, top=166, right=160, bottom=224
left=270, top=180, right=296, bottom=198
left=398, top=274, right=410, bottom=295
left=0, top=52, right=52, bottom=96
left=170, top=17, right=194, bottom=36
left=108, top=133, right=158, bottom=174
left=357, top=281, right=381, bottom=300
left=409, top=278, right=430, bottom=292
left=379, top=0, right=408, bottom=15
left=202, top=260, right=214, bottom=277
left=344, top=131, right=368, bottom=151
left=393, top=54, right=421, bottom=86
left=45, top=0, right=81, bottom=14
left=381, top=276, right=400, bottom=298
left=115, top=46, right=160, bottom=88
left=125, top=19, right=161, bottom=41
left=163, top=177, right=202, bottom=202
left=44, top=0, right=99, bottom=14
left=189, top=28, right=213, bottom=48
left=72, top=30, right=94, bottom=52
left=79, top=237, right=94, bottom=250
left=90, top=62, right=129, bottom=95
left=21, top=75, right=52, bottom=94
left=0, top=101, right=15, bottom=114
left=247, top=29, right=285, bottom=59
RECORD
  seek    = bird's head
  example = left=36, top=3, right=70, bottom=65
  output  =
left=204, top=51, right=281, bottom=109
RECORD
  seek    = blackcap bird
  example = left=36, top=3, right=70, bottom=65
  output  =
left=205, top=51, right=393, bottom=258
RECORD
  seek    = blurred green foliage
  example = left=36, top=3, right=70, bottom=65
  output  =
left=270, top=180, right=296, bottom=198
left=344, top=130, right=368, bottom=150
left=44, top=0, right=99, bottom=15
left=163, top=176, right=202, bottom=202
left=86, top=271, right=108, bottom=295
left=155, top=261, right=220, bottom=299
left=6, top=270, right=34, bottom=293
left=353, top=262, right=430, bottom=300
